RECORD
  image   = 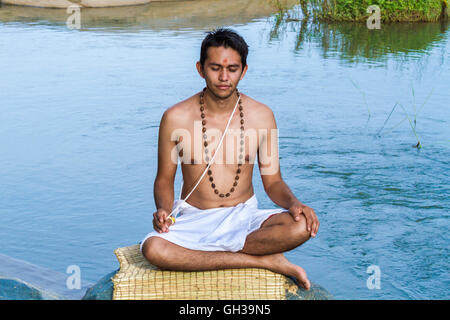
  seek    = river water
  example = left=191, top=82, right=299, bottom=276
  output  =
left=0, top=0, right=449, bottom=299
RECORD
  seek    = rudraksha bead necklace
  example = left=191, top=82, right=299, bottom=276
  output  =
left=199, top=87, right=244, bottom=198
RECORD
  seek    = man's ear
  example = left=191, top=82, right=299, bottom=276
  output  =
left=196, top=61, right=205, bottom=79
left=240, top=64, right=248, bottom=80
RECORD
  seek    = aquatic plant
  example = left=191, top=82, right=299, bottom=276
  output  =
left=377, top=86, right=435, bottom=149
left=349, top=77, right=371, bottom=119
left=302, top=0, right=447, bottom=22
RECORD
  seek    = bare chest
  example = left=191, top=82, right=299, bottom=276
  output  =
left=175, top=112, right=260, bottom=166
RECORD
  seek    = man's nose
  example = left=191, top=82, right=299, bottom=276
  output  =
left=219, top=69, right=229, bottom=81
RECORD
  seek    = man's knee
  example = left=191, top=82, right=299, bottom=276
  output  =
left=288, top=214, right=311, bottom=244
left=141, top=237, right=170, bottom=267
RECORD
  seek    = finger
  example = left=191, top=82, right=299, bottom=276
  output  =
left=154, top=214, right=167, bottom=232
left=154, top=212, right=162, bottom=225
left=305, top=213, right=313, bottom=233
left=163, top=218, right=172, bottom=232
left=291, top=208, right=301, bottom=221
left=153, top=214, right=163, bottom=227
left=152, top=220, right=162, bottom=233
left=311, top=214, right=318, bottom=236
left=158, top=211, right=168, bottom=225
left=311, top=221, right=317, bottom=237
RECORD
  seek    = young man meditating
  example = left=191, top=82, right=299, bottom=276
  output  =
left=140, top=28, right=319, bottom=290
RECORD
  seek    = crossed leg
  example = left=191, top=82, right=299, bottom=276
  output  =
left=141, top=211, right=312, bottom=289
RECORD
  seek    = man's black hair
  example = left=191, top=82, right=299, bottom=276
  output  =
left=200, top=28, right=249, bottom=70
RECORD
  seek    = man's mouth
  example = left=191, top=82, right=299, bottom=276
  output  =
left=217, top=85, right=230, bottom=90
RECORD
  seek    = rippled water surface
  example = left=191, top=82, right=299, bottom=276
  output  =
left=0, top=0, right=449, bottom=299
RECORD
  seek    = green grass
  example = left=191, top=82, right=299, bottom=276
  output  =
left=377, top=86, right=435, bottom=149
left=306, top=0, right=447, bottom=22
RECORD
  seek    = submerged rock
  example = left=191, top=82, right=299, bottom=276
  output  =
left=0, top=278, right=43, bottom=300
left=82, top=270, right=116, bottom=300
left=0, top=253, right=92, bottom=300
left=0, top=277, right=63, bottom=300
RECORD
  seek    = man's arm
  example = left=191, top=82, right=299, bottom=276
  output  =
left=258, top=108, right=319, bottom=237
left=154, top=108, right=178, bottom=214
left=257, top=108, right=299, bottom=209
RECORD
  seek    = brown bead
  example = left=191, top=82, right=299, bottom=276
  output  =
left=200, top=87, right=247, bottom=199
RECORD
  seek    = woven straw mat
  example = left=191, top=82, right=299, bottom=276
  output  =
left=112, top=244, right=300, bottom=300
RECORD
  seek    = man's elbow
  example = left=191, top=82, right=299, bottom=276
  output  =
left=264, top=179, right=283, bottom=194
left=154, top=176, right=175, bottom=188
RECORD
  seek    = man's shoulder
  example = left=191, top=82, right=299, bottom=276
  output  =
left=243, top=94, right=276, bottom=127
left=161, top=93, right=200, bottom=125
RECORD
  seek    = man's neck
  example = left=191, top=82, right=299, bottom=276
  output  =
left=203, top=87, right=239, bottom=117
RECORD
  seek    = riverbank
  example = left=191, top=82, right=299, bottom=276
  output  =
left=0, top=0, right=297, bottom=31
left=303, top=0, right=448, bottom=22
left=0, top=0, right=159, bottom=8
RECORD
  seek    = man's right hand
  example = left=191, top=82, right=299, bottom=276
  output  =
left=153, top=208, right=172, bottom=233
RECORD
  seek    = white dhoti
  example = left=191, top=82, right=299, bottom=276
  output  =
left=139, top=194, right=286, bottom=253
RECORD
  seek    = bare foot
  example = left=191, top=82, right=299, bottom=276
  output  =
left=262, top=253, right=311, bottom=290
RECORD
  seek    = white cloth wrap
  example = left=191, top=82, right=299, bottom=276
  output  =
left=140, top=194, right=285, bottom=253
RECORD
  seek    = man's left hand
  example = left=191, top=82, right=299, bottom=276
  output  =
left=288, top=201, right=320, bottom=238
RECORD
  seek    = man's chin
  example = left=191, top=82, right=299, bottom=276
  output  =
left=210, top=87, right=235, bottom=99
